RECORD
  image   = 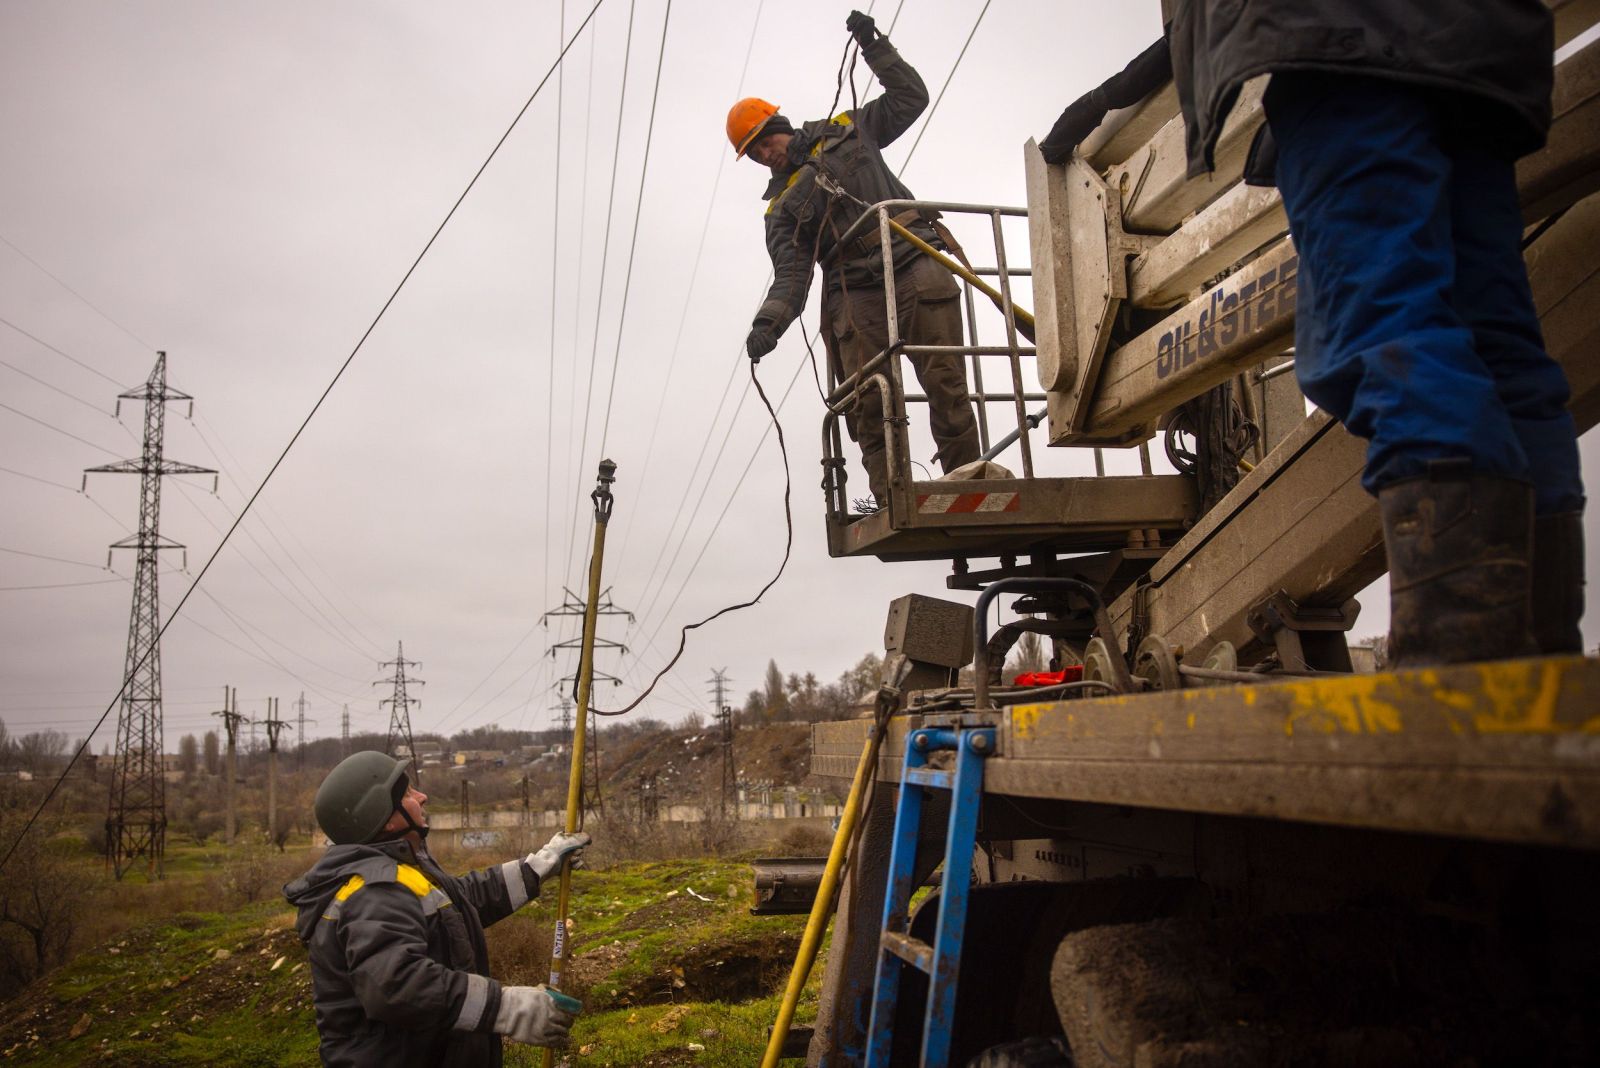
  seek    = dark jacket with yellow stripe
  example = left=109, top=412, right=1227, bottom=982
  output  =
left=753, top=34, right=939, bottom=340
left=284, top=839, right=540, bottom=1068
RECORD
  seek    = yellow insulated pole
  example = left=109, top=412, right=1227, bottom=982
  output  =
left=544, top=458, right=617, bottom=1068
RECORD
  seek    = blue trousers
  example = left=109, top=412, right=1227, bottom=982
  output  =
left=1264, top=72, right=1584, bottom=515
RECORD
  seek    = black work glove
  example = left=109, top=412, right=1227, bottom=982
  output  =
left=845, top=10, right=878, bottom=47
left=746, top=325, right=778, bottom=363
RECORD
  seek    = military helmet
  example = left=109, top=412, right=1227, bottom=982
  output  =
left=314, top=751, right=410, bottom=845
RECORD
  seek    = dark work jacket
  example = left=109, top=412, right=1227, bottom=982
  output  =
left=283, top=839, right=541, bottom=1068
left=1167, top=0, right=1555, bottom=177
left=753, top=35, right=938, bottom=339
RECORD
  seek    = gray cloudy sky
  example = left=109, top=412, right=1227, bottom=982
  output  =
left=2, top=1, right=1595, bottom=752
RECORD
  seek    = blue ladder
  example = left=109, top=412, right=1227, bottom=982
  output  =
left=865, top=725, right=995, bottom=1068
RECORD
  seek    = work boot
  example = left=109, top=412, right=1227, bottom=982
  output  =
left=1532, top=511, right=1586, bottom=654
left=1379, top=460, right=1536, bottom=668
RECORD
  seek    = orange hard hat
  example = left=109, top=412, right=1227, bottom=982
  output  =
left=727, top=97, right=780, bottom=158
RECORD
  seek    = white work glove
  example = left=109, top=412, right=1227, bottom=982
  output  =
left=493, top=984, right=581, bottom=1048
left=526, top=830, right=592, bottom=881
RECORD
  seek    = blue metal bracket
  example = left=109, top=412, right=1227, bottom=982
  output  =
left=864, top=726, right=995, bottom=1068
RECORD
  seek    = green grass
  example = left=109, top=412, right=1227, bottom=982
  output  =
left=2, top=855, right=825, bottom=1066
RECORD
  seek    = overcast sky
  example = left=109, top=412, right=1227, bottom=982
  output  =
left=3, top=1, right=1596, bottom=753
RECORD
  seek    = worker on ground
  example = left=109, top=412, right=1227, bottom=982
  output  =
left=731, top=9, right=981, bottom=513
left=284, top=751, right=591, bottom=1066
left=1044, top=2, right=1585, bottom=665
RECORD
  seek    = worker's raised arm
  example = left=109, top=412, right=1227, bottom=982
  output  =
left=847, top=13, right=928, bottom=149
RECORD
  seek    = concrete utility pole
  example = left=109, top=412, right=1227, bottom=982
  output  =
left=212, top=686, right=246, bottom=844
left=263, top=697, right=286, bottom=841
left=520, top=774, right=531, bottom=827
left=85, top=351, right=216, bottom=880
left=378, top=643, right=424, bottom=785
left=340, top=704, right=351, bottom=757
left=460, top=779, right=471, bottom=827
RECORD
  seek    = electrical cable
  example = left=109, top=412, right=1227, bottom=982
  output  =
left=563, top=0, right=640, bottom=590
left=0, top=357, right=117, bottom=419
left=612, top=0, right=767, bottom=566
left=0, top=0, right=606, bottom=878
left=544, top=0, right=568, bottom=672
left=0, top=313, right=128, bottom=388
left=0, top=545, right=109, bottom=571
left=596, top=0, right=673, bottom=457
left=0, top=400, right=121, bottom=457
left=0, top=464, right=81, bottom=494
left=897, top=0, right=991, bottom=176
left=0, top=231, right=155, bottom=353
left=593, top=360, right=792, bottom=716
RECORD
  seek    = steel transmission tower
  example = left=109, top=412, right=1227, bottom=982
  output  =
left=340, top=704, right=351, bottom=757
left=293, top=692, right=317, bottom=770
left=542, top=586, right=633, bottom=819
left=708, top=669, right=736, bottom=819
left=378, top=643, right=424, bottom=784
left=85, top=351, right=215, bottom=880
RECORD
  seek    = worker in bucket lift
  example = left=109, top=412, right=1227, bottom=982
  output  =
left=284, top=751, right=591, bottom=1066
left=732, top=9, right=982, bottom=514
left=1047, top=2, right=1586, bottom=664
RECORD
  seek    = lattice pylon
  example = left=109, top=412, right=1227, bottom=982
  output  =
left=85, top=351, right=215, bottom=880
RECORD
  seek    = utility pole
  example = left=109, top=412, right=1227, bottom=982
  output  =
left=86, top=351, right=215, bottom=880
left=460, top=779, right=471, bottom=827
left=341, top=704, right=350, bottom=758
left=520, top=774, right=531, bottom=827
left=212, top=686, right=246, bottom=844
left=378, top=643, right=424, bottom=785
left=263, top=697, right=286, bottom=842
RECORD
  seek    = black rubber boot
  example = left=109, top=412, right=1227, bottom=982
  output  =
left=1532, top=511, right=1586, bottom=654
left=1379, top=460, right=1536, bottom=668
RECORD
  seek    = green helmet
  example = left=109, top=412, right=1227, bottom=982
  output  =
left=315, top=751, right=410, bottom=845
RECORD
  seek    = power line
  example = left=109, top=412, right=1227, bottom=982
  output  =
left=0, top=0, right=607, bottom=879
left=0, top=464, right=80, bottom=493
left=0, top=399, right=121, bottom=457
left=564, top=0, right=641, bottom=590
left=0, top=356, right=117, bottom=419
left=544, top=0, right=568, bottom=669
left=897, top=0, right=991, bottom=176
left=0, top=313, right=127, bottom=388
left=596, top=0, right=675, bottom=455
left=613, top=0, right=766, bottom=566
left=0, top=545, right=108, bottom=571
left=0, top=230, right=154, bottom=353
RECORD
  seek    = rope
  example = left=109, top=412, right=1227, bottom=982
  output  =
left=592, top=360, right=791, bottom=716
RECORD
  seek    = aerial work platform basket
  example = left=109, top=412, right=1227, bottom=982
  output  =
left=819, top=199, right=1199, bottom=564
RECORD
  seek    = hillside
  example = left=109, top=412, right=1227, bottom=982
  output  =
left=0, top=858, right=817, bottom=1067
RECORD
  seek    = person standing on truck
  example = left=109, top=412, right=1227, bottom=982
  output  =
left=284, top=751, right=592, bottom=1066
left=1160, top=1, right=1585, bottom=665
left=731, top=9, right=982, bottom=513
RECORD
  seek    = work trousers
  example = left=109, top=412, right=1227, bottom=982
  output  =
left=827, top=254, right=981, bottom=503
left=1264, top=72, right=1584, bottom=515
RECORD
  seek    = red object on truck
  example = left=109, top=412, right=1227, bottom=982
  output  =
left=1012, top=666, right=1085, bottom=686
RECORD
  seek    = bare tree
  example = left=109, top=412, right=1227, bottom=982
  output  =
left=16, top=731, right=66, bottom=775
left=0, top=801, right=85, bottom=996
left=0, top=718, right=10, bottom=769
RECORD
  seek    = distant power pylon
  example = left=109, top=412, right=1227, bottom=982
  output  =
left=549, top=697, right=574, bottom=736
left=340, top=704, right=351, bottom=757
left=378, top=643, right=424, bottom=785
left=85, top=351, right=215, bottom=880
left=708, top=669, right=736, bottom=820
left=543, top=587, right=633, bottom=820
left=293, top=692, right=317, bottom=770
